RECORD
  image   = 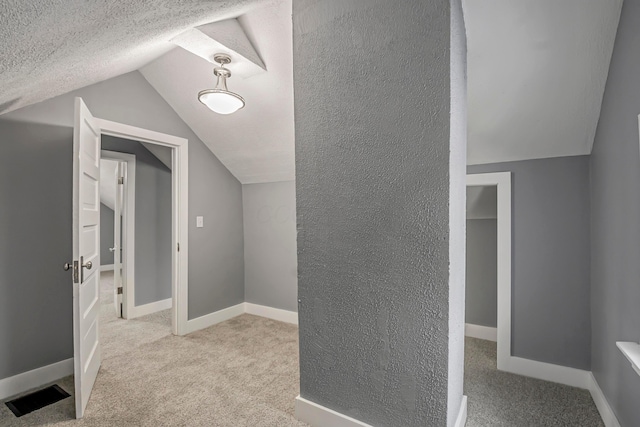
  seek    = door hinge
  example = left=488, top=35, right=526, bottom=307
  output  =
left=118, top=177, right=124, bottom=185
left=117, top=287, right=123, bottom=295
left=177, top=243, right=180, bottom=252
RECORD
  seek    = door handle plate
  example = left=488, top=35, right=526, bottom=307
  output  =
left=80, top=256, right=93, bottom=283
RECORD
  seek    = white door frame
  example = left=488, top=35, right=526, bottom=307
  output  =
left=96, top=119, right=189, bottom=336
left=466, top=172, right=511, bottom=370
left=100, top=150, right=136, bottom=319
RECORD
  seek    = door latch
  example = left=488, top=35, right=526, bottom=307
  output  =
left=64, top=261, right=80, bottom=283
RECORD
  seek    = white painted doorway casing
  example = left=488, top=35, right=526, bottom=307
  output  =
left=466, top=172, right=511, bottom=371
left=96, top=117, right=189, bottom=336
left=466, top=172, right=590, bottom=389
left=72, top=98, right=102, bottom=418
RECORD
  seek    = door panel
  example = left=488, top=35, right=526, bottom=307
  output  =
left=73, top=97, right=102, bottom=419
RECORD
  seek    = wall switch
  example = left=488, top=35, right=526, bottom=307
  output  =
left=196, top=216, right=204, bottom=228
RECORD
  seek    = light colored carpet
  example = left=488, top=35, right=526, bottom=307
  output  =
left=464, top=337, right=604, bottom=426
left=1, top=272, right=604, bottom=426
left=0, top=272, right=306, bottom=426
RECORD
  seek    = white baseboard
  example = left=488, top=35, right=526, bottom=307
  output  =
left=588, top=373, right=621, bottom=427
left=100, top=264, right=114, bottom=272
left=295, top=396, right=372, bottom=427
left=465, top=324, right=497, bottom=342
left=244, top=303, right=298, bottom=325
left=0, top=358, right=73, bottom=401
left=454, top=395, right=467, bottom=427
left=184, top=303, right=245, bottom=334
left=501, top=356, right=591, bottom=390
left=128, top=298, right=172, bottom=319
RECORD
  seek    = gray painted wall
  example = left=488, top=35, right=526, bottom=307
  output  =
left=468, top=155, right=591, bottom=370
left=242, top=181, right=298, bottom=312
left=100, top=203, right=115, bottom=266
left=0, top=120, right=73, bottom=379
left=589, top=0, right=640, bottom=424
left=466, top=219, right=497, bottom=327
left=293, top=1, right=465, bottom=425
left=3, top=71, right=245, bottom=320
left=102, top=136, right=172, bottom=306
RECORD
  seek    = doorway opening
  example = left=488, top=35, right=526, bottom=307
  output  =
left=465, top=172, right=512, bottom=370
left=72, top=98, right=189, bottom=418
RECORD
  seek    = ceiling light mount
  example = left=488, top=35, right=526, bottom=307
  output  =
left=198, top=53, right=245, bottom=115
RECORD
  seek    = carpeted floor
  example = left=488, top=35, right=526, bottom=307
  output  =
left=464, top=337, right=603, bottom=426
left=0, top=272, right=604, bottom=426
left=0, top=272, right=305, bottom=426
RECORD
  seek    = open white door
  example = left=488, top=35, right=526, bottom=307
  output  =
left=113, top=162, right=123, bottom=316
left=72, top=97, right=102, bottom=418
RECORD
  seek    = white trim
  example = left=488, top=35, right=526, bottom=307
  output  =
left=100, top=264, right=114, bottom=272
left=0, top=358, right=73, bottom=401
left=588, top=373, right=621, bottom=427
left=244, top=303, right=298, bottom=325
left=101, top=150, right=136, bottom=320
left=467, top=172, right=511, bottom=372
left=129, top=298, right=173, bottom=319
left=454, top=395, right=468, bottom=427
left=184, top=303, right=245, bottom=335
left=465, top=324, right=497, bottom=342
left=97, top=118, right=188, bottom=336
left=616, top=341, right=640, bottom=376
left=501, top=356, right=591, bottom=389
left=295, top=396, right=373, bottom=427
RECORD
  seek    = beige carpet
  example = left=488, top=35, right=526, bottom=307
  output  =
left=1, top=272, right=605, bottom=426
left=0, top=272, right=306, bottom=426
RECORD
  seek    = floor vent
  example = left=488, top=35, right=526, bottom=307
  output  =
left=5, top=385, right=70, bottom=417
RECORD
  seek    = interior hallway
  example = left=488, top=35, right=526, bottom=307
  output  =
left=0, top=273, right=605, bottom=426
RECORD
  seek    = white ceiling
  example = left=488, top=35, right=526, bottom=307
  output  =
left=464, top=0, right=622, bottom=165
left=141, top=0, right=294, bottom=183
left=0, top=0, right=625, bottom=183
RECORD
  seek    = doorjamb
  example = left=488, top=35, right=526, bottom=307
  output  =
left=96, top=119, right=189, bottom=336
left=466, top=172, right=511, bottom=371
left=100, top=150, right=136, bottom=320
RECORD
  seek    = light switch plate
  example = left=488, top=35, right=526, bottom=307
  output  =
left=196, top=216, right=204, bottom=228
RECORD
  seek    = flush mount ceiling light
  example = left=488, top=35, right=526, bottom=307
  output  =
left=198, top=53, right=245, bottom=115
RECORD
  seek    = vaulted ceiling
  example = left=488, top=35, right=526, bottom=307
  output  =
left=0, top=0, right=625, bottom=183
left=464, top=0, right=622, bottom=165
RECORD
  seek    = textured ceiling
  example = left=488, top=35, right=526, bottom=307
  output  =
left=0, top=0, right=268, bottom=115
left=464, top=0, right=622, bottom=165
left=0, top=0, right=626, bottom=182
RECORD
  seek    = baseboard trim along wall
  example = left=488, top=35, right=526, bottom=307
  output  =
left=244, top=303, right=298, bottom=325
left=295, top=396, right=373, bottom=427
left=183, top=303, right=245, bottom=335
left=588, top=373, right=621, bottom=427
left=0, top=358, right=73, bottom=401
left=100, top=264, right=114, bottom=271
left=464, top=324, right=497, bottom=342
left=129, top=298, right=172, bottom=319
left=455, top=395, right=468, bottom=427
left=502, top=356, right=591, bottom=389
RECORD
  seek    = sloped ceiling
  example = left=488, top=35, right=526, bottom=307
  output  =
left=0, top=0, right=625, bottom=183
left=0, top=0, right=267, bottom=114
left=464, top=0, right=622, bottom=165
left=140, top=0, right=294, bottom=183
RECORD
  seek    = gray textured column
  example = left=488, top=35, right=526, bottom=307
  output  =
left=293, top=1, right=467, bottom=426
